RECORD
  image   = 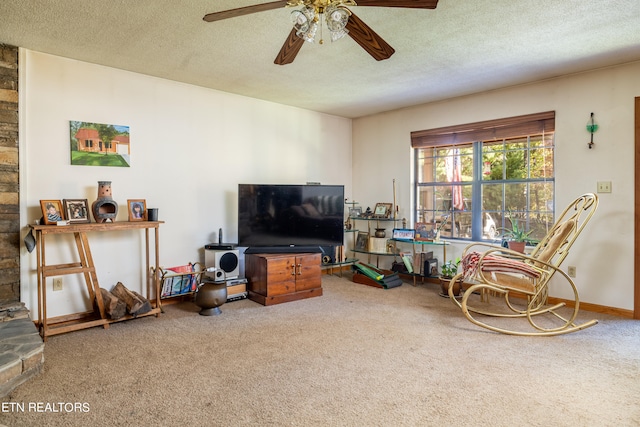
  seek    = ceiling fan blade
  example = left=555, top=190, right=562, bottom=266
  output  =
left=354, top=0, right=439, bottom=8
left=346, top=12, right=395, bottom=61
left=274, top=28, right=306, bottom=65
left=203, top=1, right=289, bottom=22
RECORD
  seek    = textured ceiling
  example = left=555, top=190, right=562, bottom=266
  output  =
left=1, top=0, right=640, bottom=118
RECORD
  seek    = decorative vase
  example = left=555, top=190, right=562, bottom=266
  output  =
left=91, top=181, right=118, bottom=223
left=507, top=241, right=526, bottom=253
left=440, top=276, right=462, bottom=298
left=194, top=280, right=227, bottom=316
left=374, top=228, right=386, bottom=238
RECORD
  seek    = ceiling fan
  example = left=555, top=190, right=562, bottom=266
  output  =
left=203, top=1, right=439, bottom=65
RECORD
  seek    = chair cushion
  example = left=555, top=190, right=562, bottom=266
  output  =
left=490, top=272, right=536, bottom=293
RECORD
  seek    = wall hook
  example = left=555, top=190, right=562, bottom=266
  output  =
left=586, top=112, right=598, bottom=149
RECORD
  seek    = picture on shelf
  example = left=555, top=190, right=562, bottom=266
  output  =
left=413, top=252, right=433, bottom=276
left=414, top=222, right=434, bottom=241
left=127, top=199, right=147, bottom=221
left=373, top=202, right=393, bottom=218
left=349, top=206, right=362, bottom=217
left=424, top=258, right=439, bottom=278
left=355, top=231, right=369, bottom=251
left=40, top=200, right=65, bottom=225
left=63, top=199, right=91, bottom=223
left=392, top=228, right=415, bottom=240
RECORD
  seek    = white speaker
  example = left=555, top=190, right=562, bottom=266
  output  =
left=205, top=249, right=240, bottom=281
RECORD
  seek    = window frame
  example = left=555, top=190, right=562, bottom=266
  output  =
left=412, top=112, right=555, bottom=242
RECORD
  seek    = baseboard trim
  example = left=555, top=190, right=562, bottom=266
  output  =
left=547, top=296, right=633, bottom=319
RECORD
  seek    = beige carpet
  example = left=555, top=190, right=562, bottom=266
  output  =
left=2, top=274, right=639, bottom=427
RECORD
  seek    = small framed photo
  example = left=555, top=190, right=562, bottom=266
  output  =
left=349, top=206, right=362, bottom=218
left=40, top=200, right=65, bottom=225
left=414, top=222, right=434, bottom=241
left=127, top=199, right=147, bottom=221
left=373, top=202, right=393, bottom=218
left=355, top=231, right=369, bottom=251
left=392, top=228, right=415, bottom=240
left=63, top=199, right=91, bottom=223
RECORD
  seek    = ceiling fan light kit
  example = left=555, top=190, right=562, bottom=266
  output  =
left=291, top=4, right=352, bottom=44
left=203, top=0, right=439, bottom=65
left=291, top=7, right=318, bottom=43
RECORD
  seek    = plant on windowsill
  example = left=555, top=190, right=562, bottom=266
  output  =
left=439, top=257, right=462, bottom=297
left=498, top=214, right=533, bottom=253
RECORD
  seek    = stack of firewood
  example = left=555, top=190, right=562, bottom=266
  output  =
left=97, top=282, right=152, bottom=319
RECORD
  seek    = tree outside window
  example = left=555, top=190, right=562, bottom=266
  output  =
left=413, top=112, right=555, bottom=243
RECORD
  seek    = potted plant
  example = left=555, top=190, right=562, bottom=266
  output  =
left=499, top=214, right=533, bottom=253
left=439, top=257, right=462, bottom=297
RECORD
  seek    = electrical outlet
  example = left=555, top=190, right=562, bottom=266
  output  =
left=567, top=266, right=576, bottom=278
left=53, top=277, right=63, bottom=291
left=597, top=181, right=612, bottom=193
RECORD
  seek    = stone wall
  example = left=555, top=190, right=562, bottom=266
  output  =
left=0, top=302, right=44, bottom=398
left=0, top=45, right=43, bottom=399
left=0, top=44, right=19, bottom=303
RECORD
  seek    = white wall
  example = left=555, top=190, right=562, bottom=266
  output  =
left=20, top=49, right=639, bottom=315
left=352, top=61, right=640, bottom=311
left=19, top=50, right=353, bottom=318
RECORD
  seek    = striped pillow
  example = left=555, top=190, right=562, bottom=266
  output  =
left=462, top=251, right=541, bottom=280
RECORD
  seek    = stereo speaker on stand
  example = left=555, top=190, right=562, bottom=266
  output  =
left=204, top=249, right=240, bottom=282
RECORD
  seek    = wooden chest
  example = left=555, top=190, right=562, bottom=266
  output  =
left=245, top=252, right=322, bottom=306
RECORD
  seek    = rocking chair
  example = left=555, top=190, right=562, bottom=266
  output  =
left=447, top=193, right=599, bottom=336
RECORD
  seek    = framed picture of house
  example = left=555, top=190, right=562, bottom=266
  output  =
left=128, top=199, right=146, bottom=221
left=63, top=199, right=91, bottom=223
left=69, top=120, right=131, bottom=167
left=40, top=200, right=65, bottom=225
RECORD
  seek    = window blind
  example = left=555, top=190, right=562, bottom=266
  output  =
left=410, top=111, right=555, bottom=148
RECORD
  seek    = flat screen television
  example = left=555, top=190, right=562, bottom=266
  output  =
left=238, top=184, right=345, bottom=254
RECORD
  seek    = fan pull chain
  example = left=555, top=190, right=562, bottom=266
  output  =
left=318, top=12, right=324, bottom=44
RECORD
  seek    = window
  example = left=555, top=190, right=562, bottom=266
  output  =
left=411, top=112, right=555, bottom=242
